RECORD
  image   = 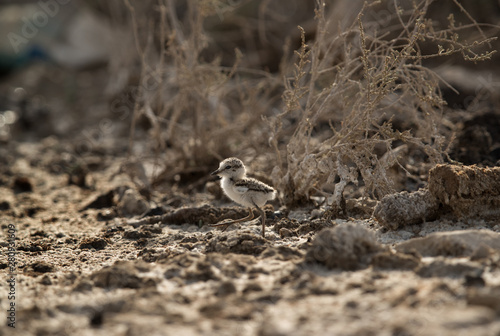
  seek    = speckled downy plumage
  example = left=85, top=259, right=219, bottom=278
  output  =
left=210, top=157, right=276, bottom=237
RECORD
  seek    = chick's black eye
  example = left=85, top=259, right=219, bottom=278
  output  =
left=225, top=166, right=231, bottom=170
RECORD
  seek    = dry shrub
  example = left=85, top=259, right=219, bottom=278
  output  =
left=269, top=0, right=496, bottom=207
left=121, top=0, right=280, bottom=183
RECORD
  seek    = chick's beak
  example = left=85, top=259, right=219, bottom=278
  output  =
left=211, top=168, right=221, bottom=176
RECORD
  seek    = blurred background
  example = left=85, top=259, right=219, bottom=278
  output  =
left=0, top=0, right=318, bottom=143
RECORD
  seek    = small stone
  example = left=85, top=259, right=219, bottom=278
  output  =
left=464, top=274, right=486, bottom=287
left=215, top=281, right=237, bottom=297
left=373, top=189, right=439, bottom=230
left=39, top=274, right=52, bottom=285
left=12, top=176, right=33, bottom=193
left=97, top=209, right=116, bottom=221
left=305, top=223, right=384, bottom=270
left=79, top=237, right=109, bottom=250
left=279, top=227, right=294, bottom=238
left=116, top=189, right=149, bottom=217
left=31, top=261, right=55, bottom=273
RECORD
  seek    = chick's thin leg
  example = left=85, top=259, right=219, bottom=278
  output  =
left=209, top=207, right=254, bottom=231
left=252, top=201, right=266, bottom=238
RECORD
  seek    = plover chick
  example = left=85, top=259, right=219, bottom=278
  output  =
left=209, top=157, right=276, bottom=238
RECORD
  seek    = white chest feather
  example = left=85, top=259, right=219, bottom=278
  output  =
left=221, top=177, right=245, bottom=204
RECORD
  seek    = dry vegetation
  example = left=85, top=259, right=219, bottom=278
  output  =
left=271, top=0, right=496, bottom=208
left=116, top=0, right=283, bottom=181
left=112, top=0, right=496, bottom=208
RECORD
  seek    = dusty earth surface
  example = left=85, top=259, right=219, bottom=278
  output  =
left=1, top=134, right=500, bottom=336
left=1, top=4, right=500, bottom=334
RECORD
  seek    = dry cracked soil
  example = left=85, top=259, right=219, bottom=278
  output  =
left=1, top=139, right=500, bottom=336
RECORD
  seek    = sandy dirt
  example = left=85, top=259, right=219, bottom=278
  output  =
left=1, top=138, right=500, bottom=336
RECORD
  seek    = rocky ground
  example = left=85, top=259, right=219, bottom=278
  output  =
left=1, top=136, right=500, bottom=336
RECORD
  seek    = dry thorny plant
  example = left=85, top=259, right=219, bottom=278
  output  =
left=123, top=0, right=496, bottom=208
left=269, top=0, right=496, bottom=208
